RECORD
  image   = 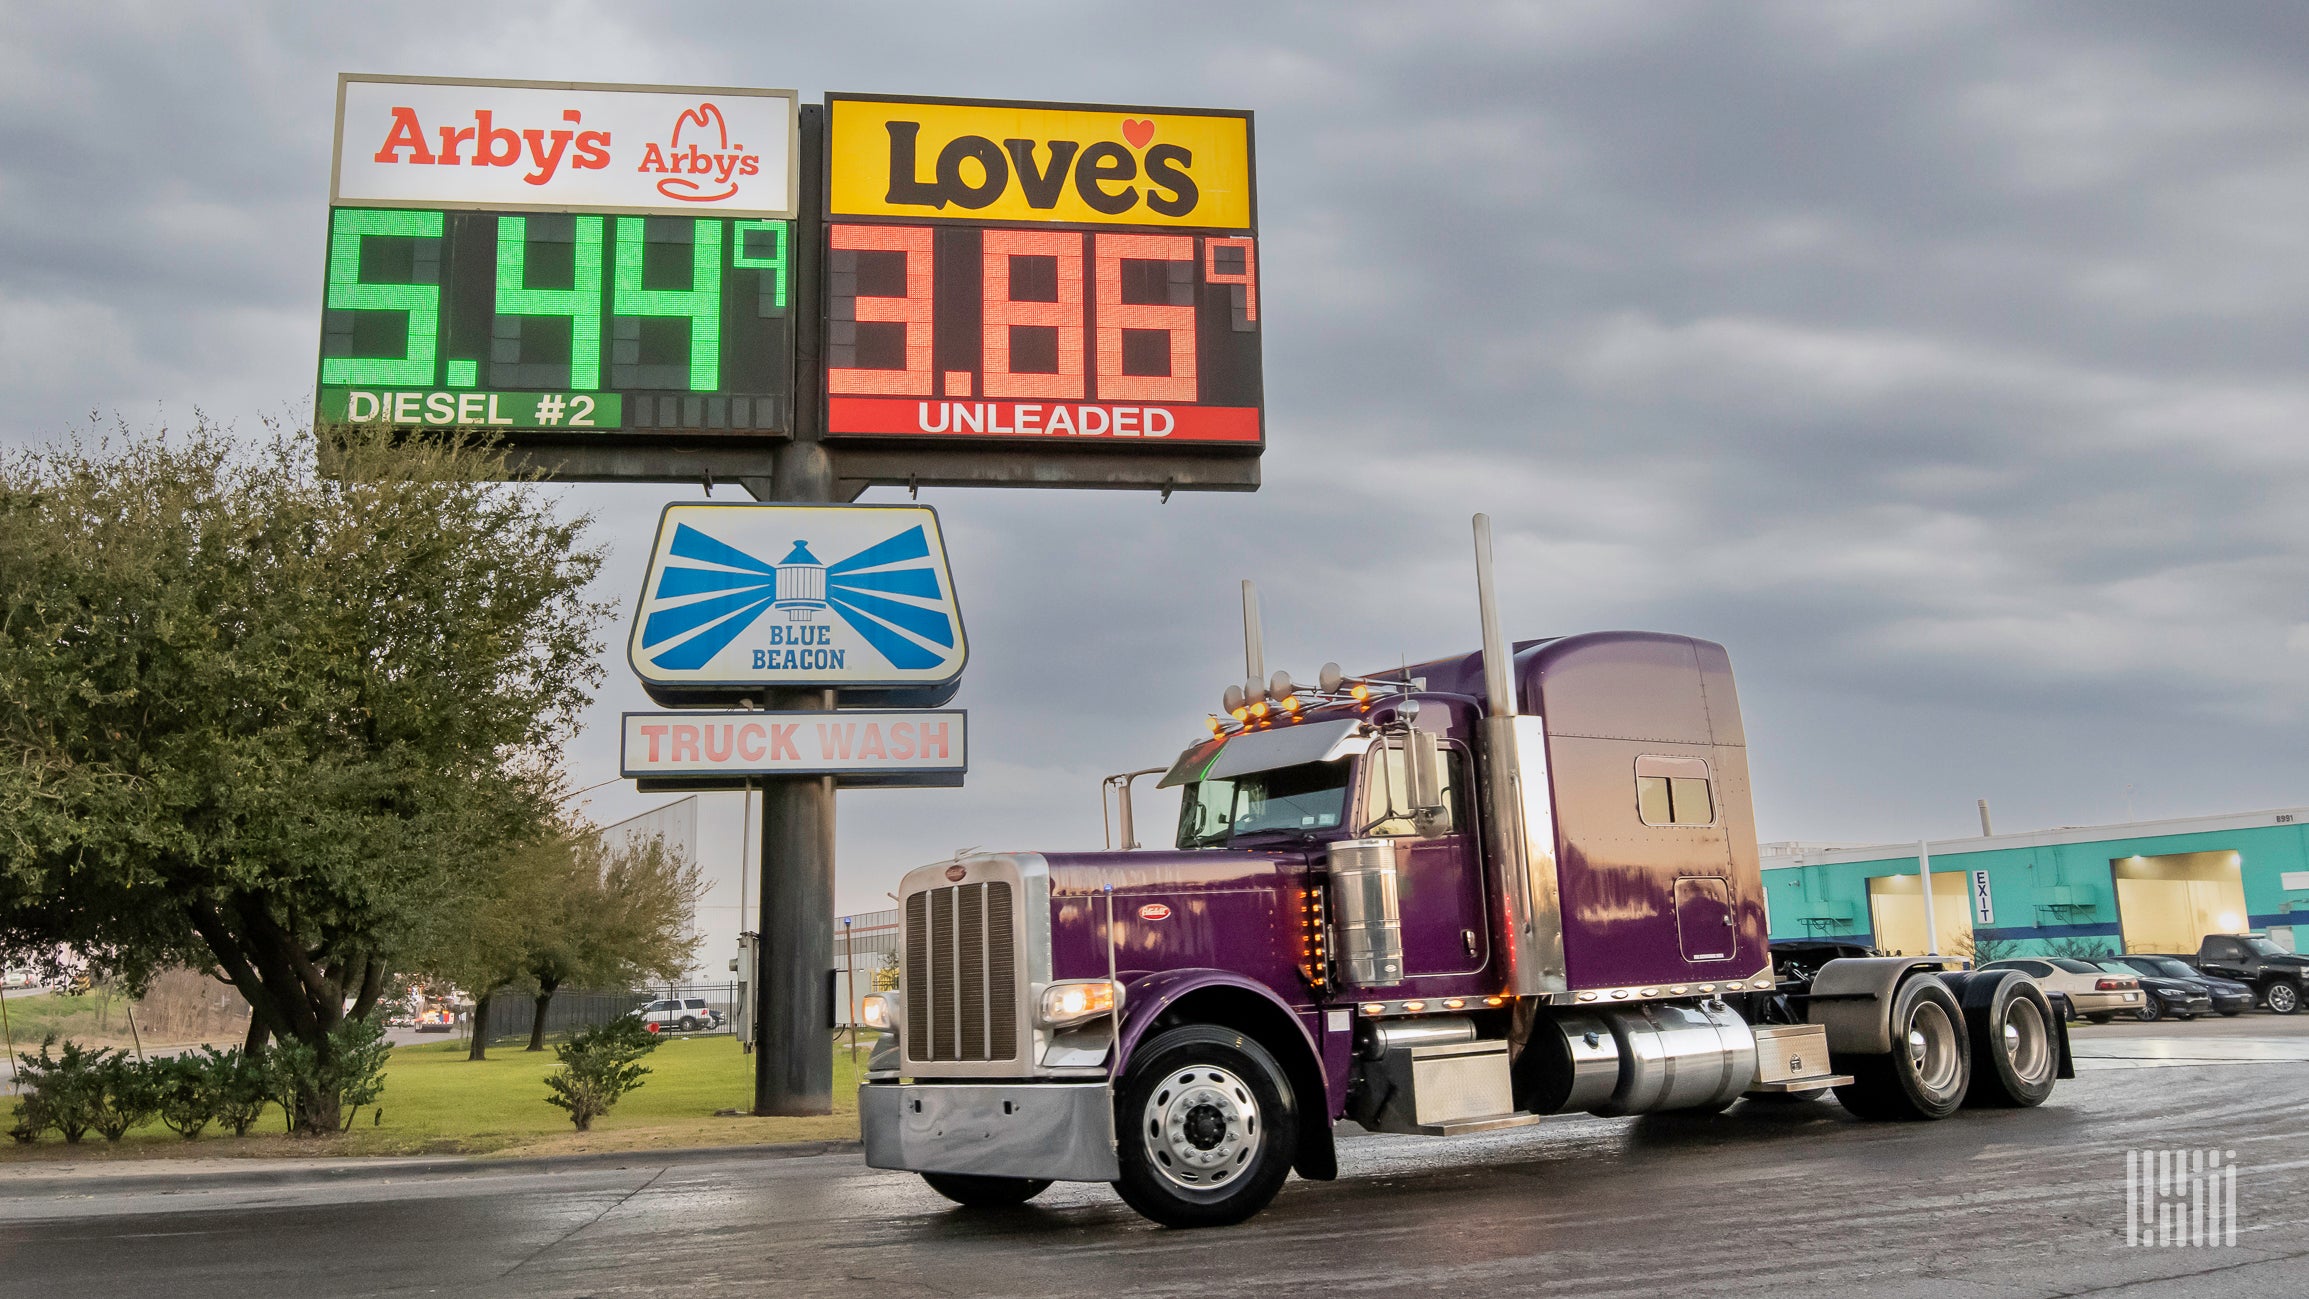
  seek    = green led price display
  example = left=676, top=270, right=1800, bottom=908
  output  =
left=316, top=207, right=794, bottom=436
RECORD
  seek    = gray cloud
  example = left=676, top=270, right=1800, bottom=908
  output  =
left=4, top=1, right=2306, bottom=909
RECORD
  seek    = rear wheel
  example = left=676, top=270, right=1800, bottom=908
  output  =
left=1960, top=972, right=2058, bottom=1109
left=921, top=1173, right=1051, bottom=1207
left=1113, top=1025, right=1297, bottom=1228
left=2266, top=982, right=2302, bottom=1015
left=1834, top=977, right=1971, bottom=1121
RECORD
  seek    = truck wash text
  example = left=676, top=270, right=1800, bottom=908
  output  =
left=634, top=718, right=951, bottom=764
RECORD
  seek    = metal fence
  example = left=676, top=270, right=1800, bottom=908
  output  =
left=471, top=982, right=741, bottom=1044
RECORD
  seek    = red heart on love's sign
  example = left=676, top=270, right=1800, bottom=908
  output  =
left=1122, top=118, right=1155, bottom=149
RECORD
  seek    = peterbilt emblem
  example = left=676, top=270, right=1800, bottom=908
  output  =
left=1789, top=1054, right=1804, bottom=1071
left=944, top=864, right=967, bottom=882
left=1139, top=903, right=1171, bottom=921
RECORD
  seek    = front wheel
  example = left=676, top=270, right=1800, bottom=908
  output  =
left=2265, top=982, right=2302, bottom=1015
left=1834, top=976, right=1971, bottom=1121
left=2133, top=999, right=2164, bottom=1023
left=678, top=1016, right=699, bottom=1032
left=921, top=1173, right=1051, bottom=1207
left=1113, top=1025, right=1297, bottom=1228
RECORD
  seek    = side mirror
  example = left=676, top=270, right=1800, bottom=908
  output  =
left=1405, top=725, right=1447, bottom=834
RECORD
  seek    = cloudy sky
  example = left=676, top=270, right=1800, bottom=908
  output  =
left=5, top=2, right=2306, bottom=915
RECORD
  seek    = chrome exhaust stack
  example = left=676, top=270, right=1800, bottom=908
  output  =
left=1472, top=514, right=1566, bottom=995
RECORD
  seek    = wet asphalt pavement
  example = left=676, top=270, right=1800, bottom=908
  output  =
left=1, top=1027, right=2304, bottom=1298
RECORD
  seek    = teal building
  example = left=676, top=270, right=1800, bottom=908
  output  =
left=1761, top=808, right=2309, bottom=959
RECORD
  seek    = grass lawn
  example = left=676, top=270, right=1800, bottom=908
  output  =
left=2, top=1033, right=878, bottom=1162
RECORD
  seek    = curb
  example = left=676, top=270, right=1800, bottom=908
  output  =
left=0, top=1138, right=863, bottom=1197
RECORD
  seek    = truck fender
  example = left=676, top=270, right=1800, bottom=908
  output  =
left=1116, top=968, right=1336, bottom=1182
left=1805, top=955, right=1967, bottom=1055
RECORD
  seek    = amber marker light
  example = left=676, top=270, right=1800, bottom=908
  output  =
left=1359, top=1003, right=1384, bottom=1016
left=1483, top=996, right=1505, bottom=1007
left=1250, top=699, right=1270, bottom=718
left=1442, top=998, right=1465, bottom=1010
left=1350, top=683, right=1371, bottom=702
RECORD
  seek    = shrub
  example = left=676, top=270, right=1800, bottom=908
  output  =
left=90, top=1054, right=164, bottom=1141
left=11, top=1038, right=107, bottom=1143
left=201, top=1046, right=270, bottom=1138
left=544, top=1016, right=660, bottom=1131
left=265, top=1013, right=393, bottom=1134
left=154, top=1055, right=217, bottom=1140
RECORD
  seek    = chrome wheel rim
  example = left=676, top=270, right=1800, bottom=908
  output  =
left=2003, top=997, right=2053, bottom=1086
left=1142, top=1065, right=1259, bottom=1191
left=1905, top=1001, right=1963, bottom=1101
left=2272, top=984, right=2299, bottom=1013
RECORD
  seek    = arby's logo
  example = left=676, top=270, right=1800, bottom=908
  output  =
left=1138, top=903, right=1171, bottom=922
left=641, top=102, right=762, bottom=203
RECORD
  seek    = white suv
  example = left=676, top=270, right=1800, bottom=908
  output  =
left=634, top=997, right=723, bottom=1034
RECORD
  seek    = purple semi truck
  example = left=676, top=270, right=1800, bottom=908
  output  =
left=858, top=516, right=2070, bottom=1228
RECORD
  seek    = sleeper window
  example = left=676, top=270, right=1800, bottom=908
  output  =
left=1635, top=755, right=1715, bottom=827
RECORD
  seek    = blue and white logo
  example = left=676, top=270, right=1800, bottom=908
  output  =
left=629, top=504, right=966, bottom=690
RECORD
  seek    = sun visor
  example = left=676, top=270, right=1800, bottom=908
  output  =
left=1158, top=718, right=1370, bottom=787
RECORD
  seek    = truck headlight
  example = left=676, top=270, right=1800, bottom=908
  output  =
left=860, top=992, right=900, bottom=1031
left=1040, top=981, right=1119, bottom=1027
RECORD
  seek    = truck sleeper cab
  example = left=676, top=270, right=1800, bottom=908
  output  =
left=860, top=630, right=2069, bottom=1228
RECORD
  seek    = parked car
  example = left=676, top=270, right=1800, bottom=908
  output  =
left=635, top=997, right=724, bottom=1034
left=1978, top=958, right=2145, bottom=1022
left=2087, top=960, right=2210, bottom=1022
left=2109, top=955, right=2254, bottom=1018
left=2189, top=934, right=2309, bottom=1015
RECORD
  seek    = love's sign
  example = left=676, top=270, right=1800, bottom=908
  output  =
left=827, top=95, right=1253, bottom=230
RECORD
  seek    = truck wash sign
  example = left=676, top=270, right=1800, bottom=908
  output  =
left=628, top=503, right=966, bottom=692
left=333, top=75, right=799, bottom=217
left=621, top=710, right=966, bottom=789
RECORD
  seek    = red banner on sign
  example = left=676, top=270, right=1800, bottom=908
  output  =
left=827, top=396, right=1259, bottom=443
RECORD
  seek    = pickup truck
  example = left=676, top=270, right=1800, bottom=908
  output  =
left=2187, top=934, right=2308, bottom=1015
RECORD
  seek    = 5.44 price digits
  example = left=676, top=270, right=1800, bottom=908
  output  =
left=318, top=207, right=791, bottom=395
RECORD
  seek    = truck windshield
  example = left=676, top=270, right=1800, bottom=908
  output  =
left=1177, top=760, right=1351, bottom=848
left=2243, top=937, right=2287, bottom=956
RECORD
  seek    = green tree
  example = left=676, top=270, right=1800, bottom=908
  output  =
left=524, top=828, right=703, bottom=1052
left=434, top=820, right=702, bottom=1059
left=0, top=421, right=608, bottom=1131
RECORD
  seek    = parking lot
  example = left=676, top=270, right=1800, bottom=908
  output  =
left=2, top=1016, right=2303, bottom=1299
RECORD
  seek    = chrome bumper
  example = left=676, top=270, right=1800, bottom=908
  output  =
left=859, top=1082, right=1120, bottom=1183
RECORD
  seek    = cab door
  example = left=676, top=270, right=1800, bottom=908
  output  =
left=1359, top=742, right=1488, bottom=978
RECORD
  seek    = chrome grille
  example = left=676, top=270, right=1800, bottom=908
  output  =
left=904, top=880, right=1017, bottom=1063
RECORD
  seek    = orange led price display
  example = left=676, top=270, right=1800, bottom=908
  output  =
left=823, top=95, right=1261, bottom=447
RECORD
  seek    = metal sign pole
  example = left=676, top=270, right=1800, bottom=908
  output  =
left=753, top=103, right=839, bottom=1117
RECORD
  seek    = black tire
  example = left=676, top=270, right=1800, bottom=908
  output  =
left=1958, top=971, right=2058, bottom=1109
left=2133, top=998, right=2163, bottom=1023
left=2265, top=981, right=2302, bottom=1015
left=1113, top=1025, right=1297, bottom=1228
left=921, top=1172, right=1052, bottom=1207
left=2085, top=1013, right=2114, bottom=1024
left=678, top=1016, right=699, bottom=1032
left=1833, top=976, right=1971, bottom=1121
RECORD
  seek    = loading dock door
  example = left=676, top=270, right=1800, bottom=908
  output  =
left=1867, top=871, right=1973, bottom=956
left=2113, top=851, right=2247, bottom=954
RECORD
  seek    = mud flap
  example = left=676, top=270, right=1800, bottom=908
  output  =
left=2054, top=1009, right=2076, bottom=1079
